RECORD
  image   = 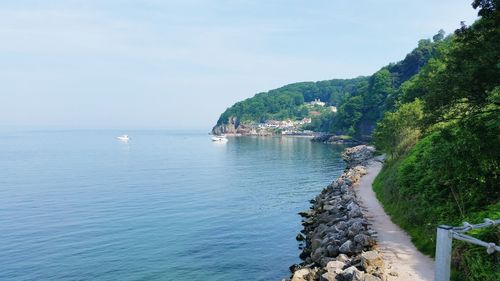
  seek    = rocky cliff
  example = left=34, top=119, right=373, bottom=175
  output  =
left=211, top=116, right=239, bottom=135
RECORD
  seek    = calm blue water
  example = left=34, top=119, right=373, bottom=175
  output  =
left=0, top=130, right=346, bottom=281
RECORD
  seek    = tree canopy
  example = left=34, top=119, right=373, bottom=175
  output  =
left=215, top=35, right=445, bottom=137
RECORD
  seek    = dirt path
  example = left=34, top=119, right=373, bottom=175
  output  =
left=355, top=158, right=435, bottom=281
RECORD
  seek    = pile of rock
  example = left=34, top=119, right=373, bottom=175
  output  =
left=285, top=145, right=385, bottom=281
left=311, top=135, right=363, bottom=145
left=342, top=145, right=376, bottom=168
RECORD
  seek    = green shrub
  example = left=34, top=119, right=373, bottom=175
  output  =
left=373, top=126, right=499, bottom=280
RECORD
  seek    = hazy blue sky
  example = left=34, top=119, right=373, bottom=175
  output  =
left=0, top=0, right=478, bottom=130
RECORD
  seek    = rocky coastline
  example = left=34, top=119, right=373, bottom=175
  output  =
left=310, top=134, right=364, bottom=145
left=284, top=145, right=386, bottom=281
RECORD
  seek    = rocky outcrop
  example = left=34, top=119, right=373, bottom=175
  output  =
left=311, top=135, right=363, bottom=145
left=211, top=117, right=274, bottom=136
left=211, top=116, right=239, bottom=135
left=285, top=145, right=385, bottom=281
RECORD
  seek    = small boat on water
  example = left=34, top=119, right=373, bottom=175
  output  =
left=211, top=135, right=228, bottom=142
left=117, top=134, right=130, bottom=141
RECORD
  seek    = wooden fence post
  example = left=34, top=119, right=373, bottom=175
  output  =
left=435, top=225, right=453, bottom=281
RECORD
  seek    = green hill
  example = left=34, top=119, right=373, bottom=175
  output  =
left=212, top=36, right=442, bottom=137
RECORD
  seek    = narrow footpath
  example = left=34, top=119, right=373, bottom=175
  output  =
left=355, top=158, right=435, bottom=281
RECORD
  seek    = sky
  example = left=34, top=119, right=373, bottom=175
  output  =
left=0, top=0, right=479, bottom=130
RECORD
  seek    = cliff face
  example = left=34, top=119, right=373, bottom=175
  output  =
left=211, top=116, right=239, bottom=135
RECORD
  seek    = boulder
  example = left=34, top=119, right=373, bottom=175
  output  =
left=339, top=240, right=352, bottom=253
left=348, top=205, right=363, bottom=219
left=326, top=260, right=346, bottom=272
left=323, top=204, right=336, bottom=211
left=336, top=254, right=350, bottom=263
left=361, top=251, right=384, bottom=274
left=354, top=234, right=376, bottom=247
left=312, top=247, right=327, bottom=263
left=338, top=266, right=364, bottom=281
left=291, top=268, right=317, bottom=281
left=299, top=210, right=315, bottom=218
left=347, top=221, right=364, bottom=236
left=326, top=244, right=339, bottom=257
left=296, top=233, right=305, bottom=241
left=321, top=271, right=337, bottom=281
left=311, top=239, right=323, bottom=252
left=320, top=257, right=337, bottom=268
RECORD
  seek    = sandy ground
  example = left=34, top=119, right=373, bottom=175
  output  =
left=355, top=158, right=435, bottom=281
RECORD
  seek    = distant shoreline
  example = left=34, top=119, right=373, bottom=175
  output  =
left=209, top=132, right=368, bottom=143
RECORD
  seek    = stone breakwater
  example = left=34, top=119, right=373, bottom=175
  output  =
left=285, top=145, right=386, bottom=281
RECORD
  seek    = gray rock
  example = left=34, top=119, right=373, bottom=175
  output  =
left=298, top=210, right=315, bottom=218
left=338, top=266, right=364, bottom=281
left=320, top=257, right=336, bottom=268
left=326, top=244, right=339, bottom=257
left=296, top=233, right=305, bottom=241
left=348, top=204, right=363, bottom=219
left=339, top=240, right=352, bottom=253
left=348, top=221, right=364, bottom=235
left=323, top=204, right=335, bottom=211
left=312, top=247, right=327, bottom=263
left=311, top=239, right=322, bottom=252
left=354, top=233, right=376, bottom=247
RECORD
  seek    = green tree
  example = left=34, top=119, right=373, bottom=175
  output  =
left=334, top=95, right=364, bottom=133
left=374, top=99, right=424, bottom=158
left=432, top=29, right=445, bottom=42
left=364, top=69, right=394, bottom=121
left=421, top=2, right=500, bottom=124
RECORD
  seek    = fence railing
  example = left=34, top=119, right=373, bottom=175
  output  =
left=435, top=218, right=500, bottom=281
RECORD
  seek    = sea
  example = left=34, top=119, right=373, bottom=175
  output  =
left=0, top=130, right=347, bottom=281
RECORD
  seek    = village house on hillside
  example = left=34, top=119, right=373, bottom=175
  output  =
left=308, top=98, right=326, bottom=107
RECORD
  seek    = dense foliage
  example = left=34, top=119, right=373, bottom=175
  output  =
left=216, top=77, right=368, bottom=127
left=373, top=1, right=499, bottom=280
left=215, top=38, right=441, bottom=137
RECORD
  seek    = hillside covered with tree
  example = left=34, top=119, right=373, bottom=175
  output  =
left=373, top=1, right=499, bottom=280
left=212, top=34, right=443, bottom=138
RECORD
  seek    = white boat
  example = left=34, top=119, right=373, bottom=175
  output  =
left=117, top=134, right=130, bottom=141
left=211, top=135, right=228, bottom=142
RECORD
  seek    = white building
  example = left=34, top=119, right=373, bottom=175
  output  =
left=309, top=99, right=326, bottom=107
